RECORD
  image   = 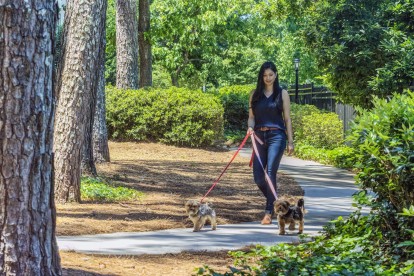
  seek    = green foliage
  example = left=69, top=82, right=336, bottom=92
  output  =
left=150, top=0, right=320, bottom=88
left=302, top=0, right=414, bottom=108
left=197, top=196, right=414, bottom=275
left=290, top=103, right=321, bottom=142
left=197, top=235, right=413, bottom=275
left=223, top=129, right=247, bottom=146
left=105, top=86, right=224, bottom=147
left=302, top=112, right=344, bottom=149
left=81, top=177, right=142, bottom=202
left=348, top=91, right=414, bottom=212
left=215, top=85, right=253, bottom=131
left=295, top=142, right=355, bottom=169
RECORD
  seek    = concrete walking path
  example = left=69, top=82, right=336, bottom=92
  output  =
left=57, top=152, right=361, bottom=255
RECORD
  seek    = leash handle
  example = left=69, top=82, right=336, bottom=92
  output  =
left=251, top=132, right=278, bottom=200
left=200, top=132, right=251, bottom=202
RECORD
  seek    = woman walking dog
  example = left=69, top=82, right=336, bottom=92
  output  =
left=247, top=61, right=294, bottom=225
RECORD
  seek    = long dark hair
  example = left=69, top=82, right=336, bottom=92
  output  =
left=251, top=61, right=283, bottom=113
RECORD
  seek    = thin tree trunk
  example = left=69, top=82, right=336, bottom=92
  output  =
left=116, top=0, right=139, bottom=89
left=92, top=4, right=110, bottom=164
left=54, top=0, right=107, bottom=203
left=0, top=1, right=61, bottom=274
left=93, top=60, right=111, bottom=163
left=139, top=0, right=152, bottom=87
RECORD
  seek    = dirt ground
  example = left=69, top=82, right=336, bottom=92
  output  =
left=58, top=141, right=304, bottom=275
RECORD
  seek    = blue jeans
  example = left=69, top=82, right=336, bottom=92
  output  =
left=253, top=129, right=286, bottom=213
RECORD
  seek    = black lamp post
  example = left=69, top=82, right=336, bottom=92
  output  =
left=294, top=58, right=300, bottom=104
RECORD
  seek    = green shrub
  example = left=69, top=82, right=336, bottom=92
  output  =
left=326, top=146, right=356, bottom=169
left=302, top=112, right=344, bottom=149
left=81, top=177, right=143, bottom=202
left=215, top=85, right=254, bottom=131
left=290, top=103, right=321, bottom=142
left=197, top=197, right=414, bottom=275
left=106, top=86, right=224, bottom=147
left=294, top=142, right=355, bottom=169
left=348, top=91, right=414, bottom=212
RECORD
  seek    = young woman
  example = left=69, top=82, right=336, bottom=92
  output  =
left=247, top=61, right=294, bottom=225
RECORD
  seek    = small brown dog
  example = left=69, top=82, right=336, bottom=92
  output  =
left=184, top=199, right=217, bottom=232
left=274, top=197, right=305, bottom=235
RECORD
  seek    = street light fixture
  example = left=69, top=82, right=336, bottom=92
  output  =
left=294, top=58, right=300, bottom=104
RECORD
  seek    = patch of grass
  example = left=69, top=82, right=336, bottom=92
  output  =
left=81, top=176, right=143, bottom=202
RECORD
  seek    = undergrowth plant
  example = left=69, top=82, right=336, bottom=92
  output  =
left=81, top=177, right=143, bottom=202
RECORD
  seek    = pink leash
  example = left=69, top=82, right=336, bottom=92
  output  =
left=250, top=132, right=278, bottom=200
left=200, top=132, right=251, bottom=202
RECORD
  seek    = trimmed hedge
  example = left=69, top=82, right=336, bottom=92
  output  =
left=302, top=112, right=344, bottom=149
left=290, top=103, right=321, bottom=144
left=295, top=142, right=355, bottom=169
left=215, top=84, right=254, bottom=131
left=290, top=103, right=344, bottom=149
left=106, top=86, right=224, bottom=147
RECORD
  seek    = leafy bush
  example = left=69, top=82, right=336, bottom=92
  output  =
left=348, top=91, right=414, bottom=212
left=197, top=199, right=414, bottom=275
left=81, top=177, right=143, bottom=202
left=215, top=85, right=254, bottom=131
left=290, top=103, right=321, bottom=142
left=106, top=86, right=224, bottom=147
left=301, top=112, right=344, bottom=149
left=294, top=142, right=355, bottom=169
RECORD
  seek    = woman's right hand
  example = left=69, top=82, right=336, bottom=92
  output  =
left=247, top=127, right=254, bottom=135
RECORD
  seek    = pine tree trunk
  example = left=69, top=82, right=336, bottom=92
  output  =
left=139, top=0, right=152, bottom=87
left=0, top=1, right=61, bottom=274
left=116, top=0, right=139, bottom=89
left=82, top=0, right=108, bottom=175
left=93, top=61, right=111, bottom=163
left=54, top=0, right=108, bottom=203
left=93, top=3, right=110, bottom=164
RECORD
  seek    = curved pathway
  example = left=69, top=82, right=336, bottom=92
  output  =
left=57, top=153, right=362, bottom=255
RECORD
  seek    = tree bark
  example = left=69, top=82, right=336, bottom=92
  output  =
left=54, top=0, right=107, bottom=203
left=116, top=0, right=139, bottom=89
left=93, top=61, right=111, bottom=163
left=139, top=0, right=152, bottom=87
left=0, top=1, right=61, bottom=274
left=82, top=0, right=108, bottom=175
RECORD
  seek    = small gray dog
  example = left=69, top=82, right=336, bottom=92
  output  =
left=184, top=199, right=217, bottom=232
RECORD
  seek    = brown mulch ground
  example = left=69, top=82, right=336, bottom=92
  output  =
left=58, top=141, right=304, bottom=275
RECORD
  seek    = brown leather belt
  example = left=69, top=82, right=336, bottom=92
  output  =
left=256, top=127, right=279, bottom=131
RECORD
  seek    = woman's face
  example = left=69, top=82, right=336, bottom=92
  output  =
left=263, top=68, right=277, bottom=87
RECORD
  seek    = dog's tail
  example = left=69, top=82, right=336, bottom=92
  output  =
left=297, top=198, right=306, bottom=214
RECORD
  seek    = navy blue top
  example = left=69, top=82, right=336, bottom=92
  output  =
left=253, top=92, right=286, bottom=130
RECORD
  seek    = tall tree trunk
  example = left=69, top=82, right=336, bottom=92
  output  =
left=82, top=0, right=108, bottom=175
left=54, top=0, right=107, bottom=203
left=93, top=60, right=111, bottom=163
left=92, top=6, right=110, bottom=164
left=139, top=0, right=152, bottom=87
left=116, top=0, right=139, bottom=89
left=0, top=1, right=61, bottom=274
